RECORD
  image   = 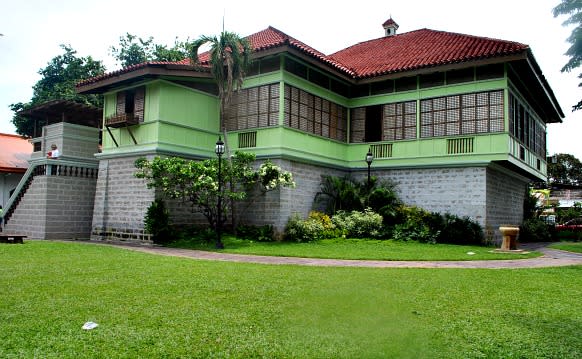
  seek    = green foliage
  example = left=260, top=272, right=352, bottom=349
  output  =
left=554, top=229, right=582, bottom=241
left=432, top=213, right=485, bottom=246
left=314, top=175, right=362, bottom=213
left=367, top=185, right=402, bottom=224
left=389, top=207, right=484, bottom=245
left=10, top=45, right=105, bottom=136
left=315, top=175, right=400, bottom=217
left=556, top=201, right=582, bottom=223
left=519, top=218, right=554, bottom=242
left=553, top=0, right=582, bottom=110
left=391, top=206, right=438, bottom=243
left=144, top=199, right=172, bottom=244
left=547, top=153, right=582, bottom=185
left=109, top=33, right=192, bottom=68
left=135, top=152, right=294, bottom=234
left=284, top=211, right=339, bottom=242
left=523, top=186, right=541, bottom=220
left=190, top=31, right=253, bottom=110
left=236, top=224, right=275, bottom=242
left=331, top=209, right=384, bottom=239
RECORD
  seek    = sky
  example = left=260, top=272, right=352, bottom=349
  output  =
left=0, top=0, right=580, bottom=159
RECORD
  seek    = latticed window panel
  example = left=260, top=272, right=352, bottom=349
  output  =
left=508, top=91, right=547, bottom=157
left=225, top=84, right=279, bottom=131
left=420, top=90, right=504, bottom=138
left=382, top=101, right=417, bottom=141
left=284, top=84, right=348, bottom=142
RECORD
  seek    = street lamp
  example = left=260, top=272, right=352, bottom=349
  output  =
left=365, top=148, right=374, bottom=188
left=215, top=136, right=225, bottom=249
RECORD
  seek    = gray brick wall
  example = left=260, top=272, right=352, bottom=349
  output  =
left=4, top=175, right=96, bottom=239
left=91, top=156, right=155, bottom=242
left=486, top=165, right=529, bottom=241
left=89, top=155, right=529, bottom=244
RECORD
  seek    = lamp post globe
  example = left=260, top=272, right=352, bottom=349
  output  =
left=215, top=136, right=225, bottom=249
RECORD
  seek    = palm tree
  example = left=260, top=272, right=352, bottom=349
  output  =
left=189, top=31, right=253, bottom=235
left=189, top=31, right=253, bottom=146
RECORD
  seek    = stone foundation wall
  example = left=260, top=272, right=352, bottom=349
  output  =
left=4, top=174, right=96, bottom=239
left=486, top=165, right=529, bottom=241
left=357, top=166, right=489, bottom=225
left=89, top=155, right=529, bottom=244
left=235, top=159, right=346, bottom=233
left=90, top=156, right=155, bottom=242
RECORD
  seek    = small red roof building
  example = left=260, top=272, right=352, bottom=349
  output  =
left=0, top=133, right=32, bottom=173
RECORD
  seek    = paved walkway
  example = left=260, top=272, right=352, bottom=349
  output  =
left=107, top=242, right=582, bottom=269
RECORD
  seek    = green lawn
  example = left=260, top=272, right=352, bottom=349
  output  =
left=170, top=236, right=542, bottom=261
left=549, top=241, right=582, bottom=253
left=1, top=241, right=580, bottom=358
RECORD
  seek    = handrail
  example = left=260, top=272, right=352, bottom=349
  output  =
left=0, top=158, right=99, bottom=225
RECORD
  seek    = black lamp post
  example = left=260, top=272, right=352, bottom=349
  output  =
left=365, top=148, right=374, bottom=188
left=215, top=136, right=225, bottom=249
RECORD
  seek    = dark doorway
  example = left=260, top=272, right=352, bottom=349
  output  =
left=365, top=105, right=382, bottom=142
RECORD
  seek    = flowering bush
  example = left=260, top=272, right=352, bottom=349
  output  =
left=331, top=208, right=384, bottom=238
left=284, top=211, right=340, bottom=242
left=257, top=160, right=295, bottom=191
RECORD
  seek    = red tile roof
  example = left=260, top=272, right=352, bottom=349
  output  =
left=0, top=133, right=32, bottom=173
left=329, top=29, right=528, bottom=79
left=77, top=26, right=528, bottom=87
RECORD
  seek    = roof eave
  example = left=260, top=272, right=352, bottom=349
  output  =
left=76, top=64, right=212, bottom=94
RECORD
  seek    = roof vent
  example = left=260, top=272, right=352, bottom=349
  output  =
left=382, top=17, right=399, bottom=37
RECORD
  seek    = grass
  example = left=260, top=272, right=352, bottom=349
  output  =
left=549, top=241, right=582, bottom=253
left=1, top=241, right=580, bottom=358
left=169, top=236, right=542, bottom=261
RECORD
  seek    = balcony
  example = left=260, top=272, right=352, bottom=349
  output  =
left=105, top=113, right=139, bottom=128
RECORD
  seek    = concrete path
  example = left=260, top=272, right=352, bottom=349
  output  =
left=107, top=242, right=582, bottom=269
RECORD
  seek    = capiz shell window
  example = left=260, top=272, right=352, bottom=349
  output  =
left=421, top=90, right=504, bottom=138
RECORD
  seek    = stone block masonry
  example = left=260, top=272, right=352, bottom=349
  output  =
left=91, top=154, right=529, bottom=244
left=91, top=156, right=155, bottom=242
left=4, top=175, right=97, bottom=239
left=90, top=156, right=209, bottom=243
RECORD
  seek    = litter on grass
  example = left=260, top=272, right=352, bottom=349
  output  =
left=466, top=252, right=476, bottom=255
left=82, top=321, right=99, bottom=330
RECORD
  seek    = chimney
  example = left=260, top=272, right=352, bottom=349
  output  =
left=382, top=17, right=399, bottom=37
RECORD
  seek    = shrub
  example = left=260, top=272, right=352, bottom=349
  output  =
left=144, top=199, right=173, bottom=244
left=388, top=207, right=484, bottom=245
left=432, top=213, right=484, bottom=246
left=519, top=218, right=554, bottom=242
left=236, top=224, right=275, bottom=242
left=284, top=211, right=343, bottom=242
left=367, top=186, right=401, bottom=225
left=390, top=206, right=438, bottom=243
left=332, top=208, right=384, bottom=238
left=284, top=214, right=325, bottom=243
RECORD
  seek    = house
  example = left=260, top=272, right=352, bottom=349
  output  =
left=0, top=133, right=32, bottom=210
left=69, top=19, right=561, bottom=242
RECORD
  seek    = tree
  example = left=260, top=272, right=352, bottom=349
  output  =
left=9, top=45, right=105, bottom=136
left=547, top=153, right=582, bottom=185
left=553, top=0, right=582, bottom=111
left=109, top=33, right=192, bottom=68
left=189, top=31, right=253, bottom=150
left=134, top=152, right=294, bottom=246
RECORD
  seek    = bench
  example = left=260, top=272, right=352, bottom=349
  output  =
left=0, top=234, right=26, bottom=244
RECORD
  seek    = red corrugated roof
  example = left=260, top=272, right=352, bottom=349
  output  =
left=77, top=26, right=528, bottom=87
left=0, top=133, right=32, bottom=173
left=329, top=29, right=528, bottom=79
